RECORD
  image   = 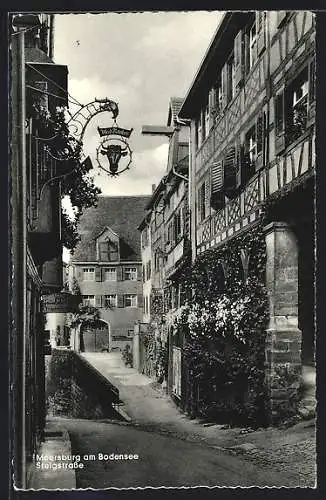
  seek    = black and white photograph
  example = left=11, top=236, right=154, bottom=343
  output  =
left=9, top=10, right=317, bottom=490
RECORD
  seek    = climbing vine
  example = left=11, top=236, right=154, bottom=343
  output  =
left=173, top=222, right=269, bottom=426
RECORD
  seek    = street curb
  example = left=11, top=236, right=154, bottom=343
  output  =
left=27, top=423, right=76, bottom=490
left=112, top=404, right=132, bottom=422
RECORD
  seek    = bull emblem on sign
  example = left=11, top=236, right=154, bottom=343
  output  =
left=100, top=143, right=129, bottom=175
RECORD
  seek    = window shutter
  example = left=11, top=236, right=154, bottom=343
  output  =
left=224, top=146, right=238, bottom=197
left=256, top=12, right=266, bottom=56
left=117, top=266, right=123, bottom=281
left=255, top=112, right=265, bottom=170
left=204, top=179, right=210, bottom=219
left=117, top=295, right=124, bottom=308
left=136, top=265, right=142, bottom=281
left=95, top=267, right=102, bottom=282
left=221, top=63, right=228, bottom=110
left=95, top=295, right=102, bottom=307
left=210, top=161, right=224, bottom=210
left=209, top=87, right=216, bottom=120
left=307, top=58, right=316, bottom=125
left=137, top=294, right=142, bottom=309
left=234, top=30, right=244, bottom=87
left=275, top=88, right=286, bottom=154
left=235, top=141, right=243, bottom=188
left=196, top=187, right=201, bottom=222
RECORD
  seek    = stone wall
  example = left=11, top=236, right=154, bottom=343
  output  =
left=264, top=222, right=303, bottom=424
left=46, top=348, right=121, bottom=420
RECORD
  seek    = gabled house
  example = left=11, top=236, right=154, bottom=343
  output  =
left=69, top=195, right=150, bottom=352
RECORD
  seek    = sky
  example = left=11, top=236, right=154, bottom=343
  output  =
left=54, top=11, right=223, bottom=198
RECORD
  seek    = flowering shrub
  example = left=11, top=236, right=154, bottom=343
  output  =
left=173, top=225, right=269, bottom=426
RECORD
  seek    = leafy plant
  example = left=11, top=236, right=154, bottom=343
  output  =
left=29, top=103, right=101, bottom=251
left=173, top=223, right=269, bottom=426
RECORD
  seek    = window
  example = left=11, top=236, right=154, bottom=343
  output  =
left=243, top=112, right=264, bottom=175
left=249, top=20, right=257, bottom=70
left=83, top=268, right=95, bottom=281
left=82, top=295, right=95, bottom=307
left=197, top=180, right=210, bottom=222
left=203, top=101, right=210, bottom=140
left=246, top=125, right=257, bottom=165
left=166, top=220, right=174, bottom=247
left=104, top=295, right=117, bottom=307
left=215, top=75, right=223, bottom=114
left=244, top=126, right=258, bottom=180
left=99, top=240, right=119, bottom=262
left=174, top=210, right=182, bottom=241
left=210, top=74, right=223, bottom=119
left=196, top=114, right=202, bottom=149
left=104, top=267, right=116, bottom=281
left=146, top=261, right=152, bottom=281
left=125, top=294, right=137, bottom=307
left=286, top=69, right=309, bottom=144
left=124, top=267, right=137, bottom=281
left=275, top=65, right=313, bottom=153
left=227, top=54, right=236, bottom=102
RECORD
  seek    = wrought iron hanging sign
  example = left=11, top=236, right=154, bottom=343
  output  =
left=96, top=124, right=133, bottom=177
left=31, top=96, right=133, bottom=193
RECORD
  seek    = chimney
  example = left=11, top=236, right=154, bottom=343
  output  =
left=151, top=184, right=156, bottom=193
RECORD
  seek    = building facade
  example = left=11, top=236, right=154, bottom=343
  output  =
left=69, top=196, right=149, bottom=352
left=137, top=98, right=191, bottom=392
left=11, top=13, right=68, bottom=486
left=179, top=11, right=315, bottom=422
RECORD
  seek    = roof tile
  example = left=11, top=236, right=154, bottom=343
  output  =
left=72, top=195, right=150, bottom=262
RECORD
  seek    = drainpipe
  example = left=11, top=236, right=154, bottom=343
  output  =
left=172, top=165, right=189, bottom=183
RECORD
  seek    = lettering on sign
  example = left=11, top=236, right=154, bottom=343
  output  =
left=97, top=126, right=133, bottom=138
left=42, top=293, right=81, bottom=313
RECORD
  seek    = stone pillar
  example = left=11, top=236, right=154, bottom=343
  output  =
left=264, top=222, right=302, bottom=424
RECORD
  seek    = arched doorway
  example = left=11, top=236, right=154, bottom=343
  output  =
left=80, top=319, right=110, bottom=352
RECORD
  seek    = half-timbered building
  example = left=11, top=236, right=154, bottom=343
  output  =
left=179, top=11, right=316, bottom=422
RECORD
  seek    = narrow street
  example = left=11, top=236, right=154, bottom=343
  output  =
left=63, top=417, right=294, bottom=488
left=60, top=352, right=314, bottom=488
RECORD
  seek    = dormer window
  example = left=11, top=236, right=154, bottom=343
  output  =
left=99, top=240, right=119, bottom=262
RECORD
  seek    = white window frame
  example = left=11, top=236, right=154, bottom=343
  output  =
left=83, top=295, right=95, bottom=307
left=292, top=80, right=308, bottom=108
left=82, top=268, right=95, bottom=281
left=197, top=114, right=202, bottom=149
left=247, top=126, right=257, bottom=163
left=104, top=267, right=117, bottom=281
left=104, top=294, right=117, bottom=307
left=124, top=267, right=137, bottom=281
left=204, top=102, right=210, bottom=139
left=125, top=294, right=137, bottom=308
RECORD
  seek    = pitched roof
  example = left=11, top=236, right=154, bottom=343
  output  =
left=72, top=195, right=150, bottom=262
left=167, top=97, right=184, bottom=126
